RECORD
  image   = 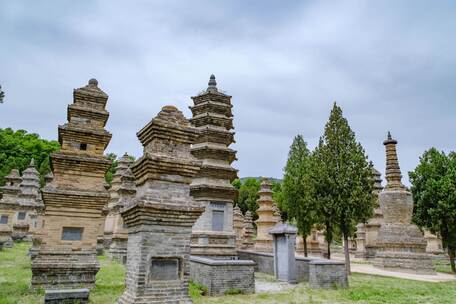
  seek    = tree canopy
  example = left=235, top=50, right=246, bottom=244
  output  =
left=0, top=128, right=60, bottom=185
left=409, top=148, right=456, bottom=272
left=0, top=85, right=4, bottom=103
left=233, top=178, right=261, bottom=220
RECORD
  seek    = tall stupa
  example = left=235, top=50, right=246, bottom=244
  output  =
left=373, top=132, right=435, bottom=274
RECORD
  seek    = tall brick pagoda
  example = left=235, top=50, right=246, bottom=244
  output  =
left=0, top=168, right=22, bottom=248
left=32, top=78, right=112, bottom=288
left=107, top=154, right=136, bottom=263
left=254, top=179, right=277, bottom=252
left=373, top=132, right=435, bottom=274
left=118, top=105, right=204, bottom=303
left=189, top=75, right=238, bottom=258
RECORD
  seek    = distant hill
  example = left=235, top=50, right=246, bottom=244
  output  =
left=239, top=176, right=282, bottom=183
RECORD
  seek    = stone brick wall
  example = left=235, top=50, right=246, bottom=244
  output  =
left=189, top=256, right=255, bottom=296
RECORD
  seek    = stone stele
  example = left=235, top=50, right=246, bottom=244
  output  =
left=32, top=78, right=112, bottom=289
left=373, top=132, right=435, bottom=274
left=117, top=105, right=204, bottom=304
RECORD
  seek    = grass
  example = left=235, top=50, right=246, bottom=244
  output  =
left=1, top=242, right=456, bottom=304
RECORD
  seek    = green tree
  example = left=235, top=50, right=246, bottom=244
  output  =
left=409, top=148, right=456, bottom=272
left=282, top=135, right=316, bottom=257
left=104, top=153, right=136, bottom=186
left=312, top=103, right=374, bottom=273
left=0, top=128, right=60, bottom=185
left=233, top=178, right=261, bottom=219
left=271, top=181, right=287, bottom=221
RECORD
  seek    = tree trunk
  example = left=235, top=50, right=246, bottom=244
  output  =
left=343, top=234, right=351, bottom=275
left=303, top=235, right=308, bottom=257
left=449, top=249, right=456, bottom=273
left=327, top=242, right=331, bottom=259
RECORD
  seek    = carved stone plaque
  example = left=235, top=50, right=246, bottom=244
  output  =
left=149, top=258, right=179, bottom=281
left=61, top=227, right=83, bottom=241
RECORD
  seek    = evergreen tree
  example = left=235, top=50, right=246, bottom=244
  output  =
left=232, top=178, right=261, bottom=219
left=312, top=103, right=374, bottom=273
left=282, top=135, right=315, bottom=256
left=409, top=148, right=456, bottom=272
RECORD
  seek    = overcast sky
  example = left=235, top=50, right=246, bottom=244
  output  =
left=1, top=1, right=455, bottom=185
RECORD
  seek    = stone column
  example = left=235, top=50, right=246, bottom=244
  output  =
left=118, top=106, right=204, bottom=304
left=269, top=223, right=298, bottom=283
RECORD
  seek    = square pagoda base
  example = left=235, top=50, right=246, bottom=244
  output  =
left=32, top=251, right=100, bottom=289
left=374, top=251, right=436, bottom=275
left=108, top=238, right=127, bottom=264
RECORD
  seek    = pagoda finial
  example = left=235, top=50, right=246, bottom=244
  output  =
left=88, top=78, right=98, bottom=86
left=206, top=74, right=218, bottom=92
left=383, top=132, right=404, bottom=190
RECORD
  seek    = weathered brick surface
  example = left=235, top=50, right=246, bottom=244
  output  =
left=189, top=256, right=255, bottom=295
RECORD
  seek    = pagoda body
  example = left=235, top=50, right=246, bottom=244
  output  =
left=355, top=167, right=384, bottom=259
left=118, top=106, right=204, bottom=304
left=189, top=75, right=238, bottom=258
left=254, top=179, right=278, bottom=252
left=373, top=133, right=435, bottom=274
left=0, top=169, right=22, bottom=247
left=14, top=160, right=42, bottom=241
left=32, top=79, right=112, bottom=289
left=107, top=154, right=136, bottom=263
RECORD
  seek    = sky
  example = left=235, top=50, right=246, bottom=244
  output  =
left=1, top=1, right=455, bottom=185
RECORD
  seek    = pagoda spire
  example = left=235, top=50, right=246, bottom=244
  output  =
left=383, top=132, right=405, bottom=190
left=206, top=74, right=218, bottom=93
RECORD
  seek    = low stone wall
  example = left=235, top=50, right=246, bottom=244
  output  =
left=237, top=250, right=347, bottom=288
left=189, top=255, right=256, bottom=296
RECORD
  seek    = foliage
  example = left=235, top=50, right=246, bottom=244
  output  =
left=311, top=103, right=374, bottom=266
left=409, top=148, right=456, bottom=272
left=232, top=177, right=261, bottom=220
left=189, top=280, right=208, bottom=298
left=0, top=128, right=60, bottom=186
left=282, top=135, right=316, bottom=256
left=105, top=153, right=118, bottom=186
left=224, top=288, right=243, bottom=295
left=271, top=181, right=287, bottom=221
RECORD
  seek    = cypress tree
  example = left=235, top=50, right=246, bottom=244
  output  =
left=312, top=102, right=374, bottom=273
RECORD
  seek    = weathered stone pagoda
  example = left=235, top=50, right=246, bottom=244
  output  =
left=32, top=78, right=112, bottom=289
left=107, top=155, right=136, bottom=263
left=355, top=167, right=384, bottom=259
left=233, top=205, right=245, bottom=249
left=189, top=75, right=238, bottom=258
left=118, top=105, right=204, bottom=304
left=15, top=159, right=42, bottom=241
left=0, top=168, right=22, bottom=247
left=254, top=179, right=277, bottom=252
left=242, top=210, right=255, bottom=249
left=373, top=132, right=435, bottom=274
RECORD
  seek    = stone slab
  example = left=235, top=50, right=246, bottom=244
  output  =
left=44, top=288, right=89, bottom=303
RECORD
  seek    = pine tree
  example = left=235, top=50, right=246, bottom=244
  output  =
left=409, top=148, right=456, bottom=272
left=282, top=135, right=316, bottom=257
left=312, top=103, right=374, bottom=274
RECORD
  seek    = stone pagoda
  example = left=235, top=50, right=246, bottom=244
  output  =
left=32, top=78, right=112, bottom=289
left=0, top=168, right=22, bottom=247
left=373, top=132, right=435, bottom=274
left=118, top=105, right=204, bottom=304
left=233, top=205, right=245, bottom=249
left=107, top=155, right=136, bottom=263
left=15, top=159, right=42, bottom=241
left=189, top=75, right=238, bottom=258
left=254, top=179, right=277, bottom=252
left=355, top=167, right=384, bottom=259
left=242, top=210, right=255, bottom=249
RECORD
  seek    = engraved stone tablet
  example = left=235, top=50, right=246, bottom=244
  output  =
left=0, top=215, right=8, bottom=224
left=212, top=210, right=224, bottom=231
left=149, top=258, right=179, bottom=281
left=61, top=227, right=83, bottom=241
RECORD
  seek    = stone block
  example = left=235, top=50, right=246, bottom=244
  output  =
left=308, top=259, right=348, bottom=289
left=44, top=288, right=89, bottom=304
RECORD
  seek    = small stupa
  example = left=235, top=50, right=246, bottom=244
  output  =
left=254, top=179, right=277, bottom=252
left=242, top=211, right=255, bottom=249
left=373, top=132, right=435, bottom=274
left=0, top=168, right=22, bottom=247
left=233, top=205, right=245, bottom=249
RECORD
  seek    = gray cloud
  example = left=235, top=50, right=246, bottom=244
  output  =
left=1, top=0, right=455, bottom=185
